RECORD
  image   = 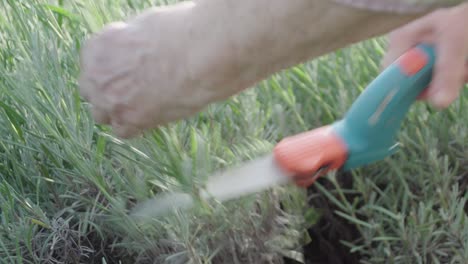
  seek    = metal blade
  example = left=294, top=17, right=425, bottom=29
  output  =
left=201, top=154, right=291, bottom=201
left=130, top=154, right=292, bottom=218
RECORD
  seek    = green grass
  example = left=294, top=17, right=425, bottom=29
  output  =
left=0, top=0, right=467, bottom=263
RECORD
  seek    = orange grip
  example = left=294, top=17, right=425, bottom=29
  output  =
left=273, top=125, right=348, bottom=187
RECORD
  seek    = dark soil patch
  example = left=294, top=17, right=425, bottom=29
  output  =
left=284, top=170, right=363, bottom=264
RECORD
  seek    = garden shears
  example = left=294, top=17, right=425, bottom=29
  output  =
left=132, top=44, right=437, bottom=217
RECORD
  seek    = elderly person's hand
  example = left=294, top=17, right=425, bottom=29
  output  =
left=382, top=2, right=468, bottom=109
left=79, top=3, right=212, bottom=138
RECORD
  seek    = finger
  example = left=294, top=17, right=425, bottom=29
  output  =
left=79, top=74, right=112, bottom=125
left=381, top=15, right=435, bottom=69
left=111, top=102, right=148, bottom=130
left=78, top=62, right=113, bottom=110
left=78, top=73, right=93, bottom=102
left=427, top=35, right=466, bottom=109
left=416, top=86, right=430, bottom=100
left=111, top=119, right=141, bottom=139
left=110, top=105, right=145, bottom=138
left=91, top=105, right=111, bottom=124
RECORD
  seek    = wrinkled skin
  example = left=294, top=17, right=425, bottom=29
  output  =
left=80, top=0, right=429, bottom=138
left=382, top=2, right=468, bottom=108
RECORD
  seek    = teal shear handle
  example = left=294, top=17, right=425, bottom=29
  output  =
left=274, top=44, right=437, bottom=187
left=333, top=43, right=436, bottom=170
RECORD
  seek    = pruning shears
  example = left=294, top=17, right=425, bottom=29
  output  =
left=131, top=44, right=436, bottom=218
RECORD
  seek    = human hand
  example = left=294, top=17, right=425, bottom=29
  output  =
left=79, top=0, right=434, bottom=139
left=381, top=3, right=468, bottom=109
left=79, top=4, right=216, bottom=138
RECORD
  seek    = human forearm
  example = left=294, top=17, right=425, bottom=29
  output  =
left=80, top=0, right=429, bottom=137
left=185, top=0, right=426, bottom=93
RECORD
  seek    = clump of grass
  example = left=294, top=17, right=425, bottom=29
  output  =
left=0, top=2, right=308, bottom=263
left=0, top=0, right=466, bottom=263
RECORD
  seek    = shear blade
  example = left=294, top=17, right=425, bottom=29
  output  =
left=130, top=154, right=292, bottom=218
